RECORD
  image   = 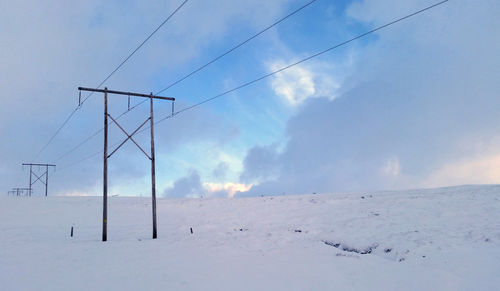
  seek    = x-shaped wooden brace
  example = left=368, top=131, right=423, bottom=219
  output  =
left=31, top=171, right=47, bottom=186
left=107, top=114, right=152, bottom=160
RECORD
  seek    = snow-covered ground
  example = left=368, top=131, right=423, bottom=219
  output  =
left=1, top=185, right=499, bottom=290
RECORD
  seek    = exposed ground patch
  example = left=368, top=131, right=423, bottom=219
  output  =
left=323, top=240, right=378, bottom=254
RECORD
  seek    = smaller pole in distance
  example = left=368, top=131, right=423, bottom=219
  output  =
left=22, top=164, right=56, bottom=196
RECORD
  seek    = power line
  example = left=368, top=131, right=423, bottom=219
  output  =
left=157, top=0, right=451, bottom=120
left=34, top=0, right=189, bottom=161
left=34, top=108, right=79, bottom=160
left=55, top=127, right=102, bottom=162
left=122, top=0, right=319, bottom=116
left=57, top=136, right=125, bottom=172
left=56, top=0, right=450, bottom=172
left=53, top=0, right=317, bottom=162
left=80, top=0, right=189, bottom=106
left=57, top=149, right=102, bottom=172
left=155, top=0, right=318, bottom=95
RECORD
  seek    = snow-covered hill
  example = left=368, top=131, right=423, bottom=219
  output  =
left=1, top=185, right=499, bottom=290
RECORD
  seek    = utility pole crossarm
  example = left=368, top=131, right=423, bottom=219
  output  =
left=78, top=87, right=175, bottom=101
left=22, top=163, right=56, bottom=167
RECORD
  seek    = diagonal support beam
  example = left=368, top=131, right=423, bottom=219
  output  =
left=107, top=114, right=152, bottom=160
left=31, top=171, right=47, bottom=186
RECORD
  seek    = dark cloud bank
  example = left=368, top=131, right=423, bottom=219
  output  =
left=236, top=0, right=500, bottom=197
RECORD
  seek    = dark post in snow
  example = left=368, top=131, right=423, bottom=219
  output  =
left=78, top=86, right=174, bottom=242
left=22, top=163, right=56, bottom=196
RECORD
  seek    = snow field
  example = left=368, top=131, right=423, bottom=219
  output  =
left=1, top=185, right=499, bottom=290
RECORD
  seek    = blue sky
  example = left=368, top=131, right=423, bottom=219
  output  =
left=1, top=0, right=499, bottom=197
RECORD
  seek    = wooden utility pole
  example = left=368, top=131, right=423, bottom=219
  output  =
left=150, top=94, right=157, bottom=239
left=103, top=88, right=108, bottom=242
left=78, top=87, right=174, bottom=242
left=22, top=163, right=56, bottom=196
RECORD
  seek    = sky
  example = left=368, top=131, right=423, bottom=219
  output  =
left=0, top=0, right=499, bottom=198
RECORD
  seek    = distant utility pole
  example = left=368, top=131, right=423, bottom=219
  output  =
left=11, top=187, right=32, bottom=196
left=78, top=87, right=175, bottom=242
left=22, top=163, right=56, bottom=196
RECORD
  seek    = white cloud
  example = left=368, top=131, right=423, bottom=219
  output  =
left=269, top=60, right=340, bottom=106
left=382, top=157, right=401, bottom=177
left=204, top=182, right=252, bottom=198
